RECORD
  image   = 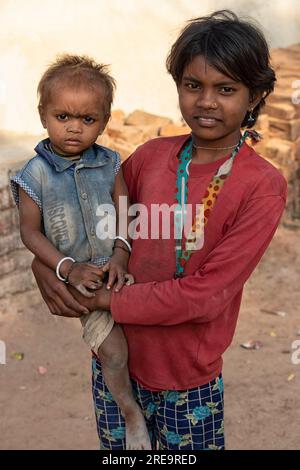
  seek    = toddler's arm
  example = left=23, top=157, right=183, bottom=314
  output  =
left=102, top=167, right=134, bottom=292
left=19, top=188, right=104, bottom=297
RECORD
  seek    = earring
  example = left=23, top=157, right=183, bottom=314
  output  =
left=247, top=109, right=255, bottom=126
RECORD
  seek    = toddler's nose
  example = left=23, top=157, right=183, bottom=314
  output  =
left=67, top=119, right=82, bottom=133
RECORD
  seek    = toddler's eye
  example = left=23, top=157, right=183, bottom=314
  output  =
left=57, top=114, right=68, bottom=121
left=83, top=116, right=95, bottom=124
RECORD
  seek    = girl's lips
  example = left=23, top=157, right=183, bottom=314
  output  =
left=195, top=117, right=219, bottom=127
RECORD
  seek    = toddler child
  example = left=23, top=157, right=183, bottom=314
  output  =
left=11, top=54, right=151, bottom=450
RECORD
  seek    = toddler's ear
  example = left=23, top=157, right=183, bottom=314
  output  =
left=38, top=105, right=47, bottom=129
left=101, top=112, right=110, bottom=132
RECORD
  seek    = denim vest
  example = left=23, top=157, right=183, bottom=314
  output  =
left=11, top=138, right=121, bottom=265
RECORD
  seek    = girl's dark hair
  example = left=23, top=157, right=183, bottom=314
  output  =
left=38, top=54, right=116, bottom=118
left=166, top=10, right=276, bottom=128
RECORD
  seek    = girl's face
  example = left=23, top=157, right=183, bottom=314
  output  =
left=39, top=85, right=107, bottom=155
left=178, top=55, right=259, bottom=148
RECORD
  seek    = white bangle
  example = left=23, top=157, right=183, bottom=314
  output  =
left=114, top=236, right=131, bottom=253
left=56, top=257, right=76, bottom=282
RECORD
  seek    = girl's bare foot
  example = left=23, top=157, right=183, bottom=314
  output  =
left=124, top=406, right=152, bottom=450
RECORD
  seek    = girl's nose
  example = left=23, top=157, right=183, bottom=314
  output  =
left=196, top=91, right=218, bottom=110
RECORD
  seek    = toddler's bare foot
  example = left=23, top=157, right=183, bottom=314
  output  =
left=124, top=406, right=152, bottom=450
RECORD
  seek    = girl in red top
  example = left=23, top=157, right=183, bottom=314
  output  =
left=32, top=10, right=286, bottom=449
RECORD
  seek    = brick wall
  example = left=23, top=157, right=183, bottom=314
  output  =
left=0, top=160, right=38, bottom=309
left=265, top=44, right=300, bottom=221
left=0, top=44, right=299, bottom=305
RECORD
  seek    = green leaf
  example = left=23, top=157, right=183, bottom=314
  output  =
left=185, top=413, right=198, bottom=426
left=208, top=444, right=219, bottom=450
left=206, top=402, right=218, bottom=408
left=103, top=430, right=117, bottom=442
left=161, top=425, right=168, bottom=435
left=179, top=440, right=191, bottom=448
left=177, top=400, right=187, bottom=406
left=211, top=408, right=222, bottom=414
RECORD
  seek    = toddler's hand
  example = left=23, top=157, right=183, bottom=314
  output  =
left=102, top=255, right=135, bottom=293
left=67, top=262, right=104, bottom=298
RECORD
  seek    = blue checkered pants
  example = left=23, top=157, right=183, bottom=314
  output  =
left=92, top=357, right=225, bottom=450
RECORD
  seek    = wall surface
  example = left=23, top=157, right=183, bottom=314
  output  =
left=1, top=1, right=300, bottom=303
left=0, top=0, right=299, bottom=134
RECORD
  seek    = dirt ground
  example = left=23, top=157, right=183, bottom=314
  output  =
left=0, top=225, right=299, bottom=450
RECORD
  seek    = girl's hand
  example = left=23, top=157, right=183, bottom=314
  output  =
left=102, top=252, right=134, bottom=293
left=69, top=284, right=112, bottom=312
left=67, top=263, right=105, bottom=298
left=31, top=257, right=90, bottom=317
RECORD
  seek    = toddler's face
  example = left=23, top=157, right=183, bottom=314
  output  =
left=40, top=85, right=107, bottom=155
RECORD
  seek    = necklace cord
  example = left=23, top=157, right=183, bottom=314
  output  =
left=192, top=142, right=239, bottom=151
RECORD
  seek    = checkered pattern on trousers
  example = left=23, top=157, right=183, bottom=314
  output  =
left=92, top=357, right=225, bottom=450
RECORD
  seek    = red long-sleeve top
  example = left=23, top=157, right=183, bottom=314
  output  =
left=111, top=135, right=287, bottom=391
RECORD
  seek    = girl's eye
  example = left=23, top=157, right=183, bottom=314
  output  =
left=220, top=87, right=235, bottom=94
left=185, top=82, right=200, bottom=90
left=83, top=116, right=95, bottom=124
left=57, top=114, right=68, bottom=121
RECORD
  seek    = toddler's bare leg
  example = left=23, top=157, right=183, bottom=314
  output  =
left=97, top=323, right=151, bottom=450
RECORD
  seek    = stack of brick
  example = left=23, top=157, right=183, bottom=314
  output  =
left=0, top=162, right=36, bottom=307
left=98, top=109, right=190, bottom=160
left=264, top=44, right=300, bottom=222
left=0, top=133, right=46, bottom=309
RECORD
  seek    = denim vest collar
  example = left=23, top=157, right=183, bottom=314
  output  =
left=35, top=138, right=111, bottom=172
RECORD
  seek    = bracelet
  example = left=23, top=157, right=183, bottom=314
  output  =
left=114, top=236, right=131, bottom=253
left=56, top=257, right=75, bottom=282
left=65, top=261, right=77, bottom=284
left=113, top=245, right=130, bottom=255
